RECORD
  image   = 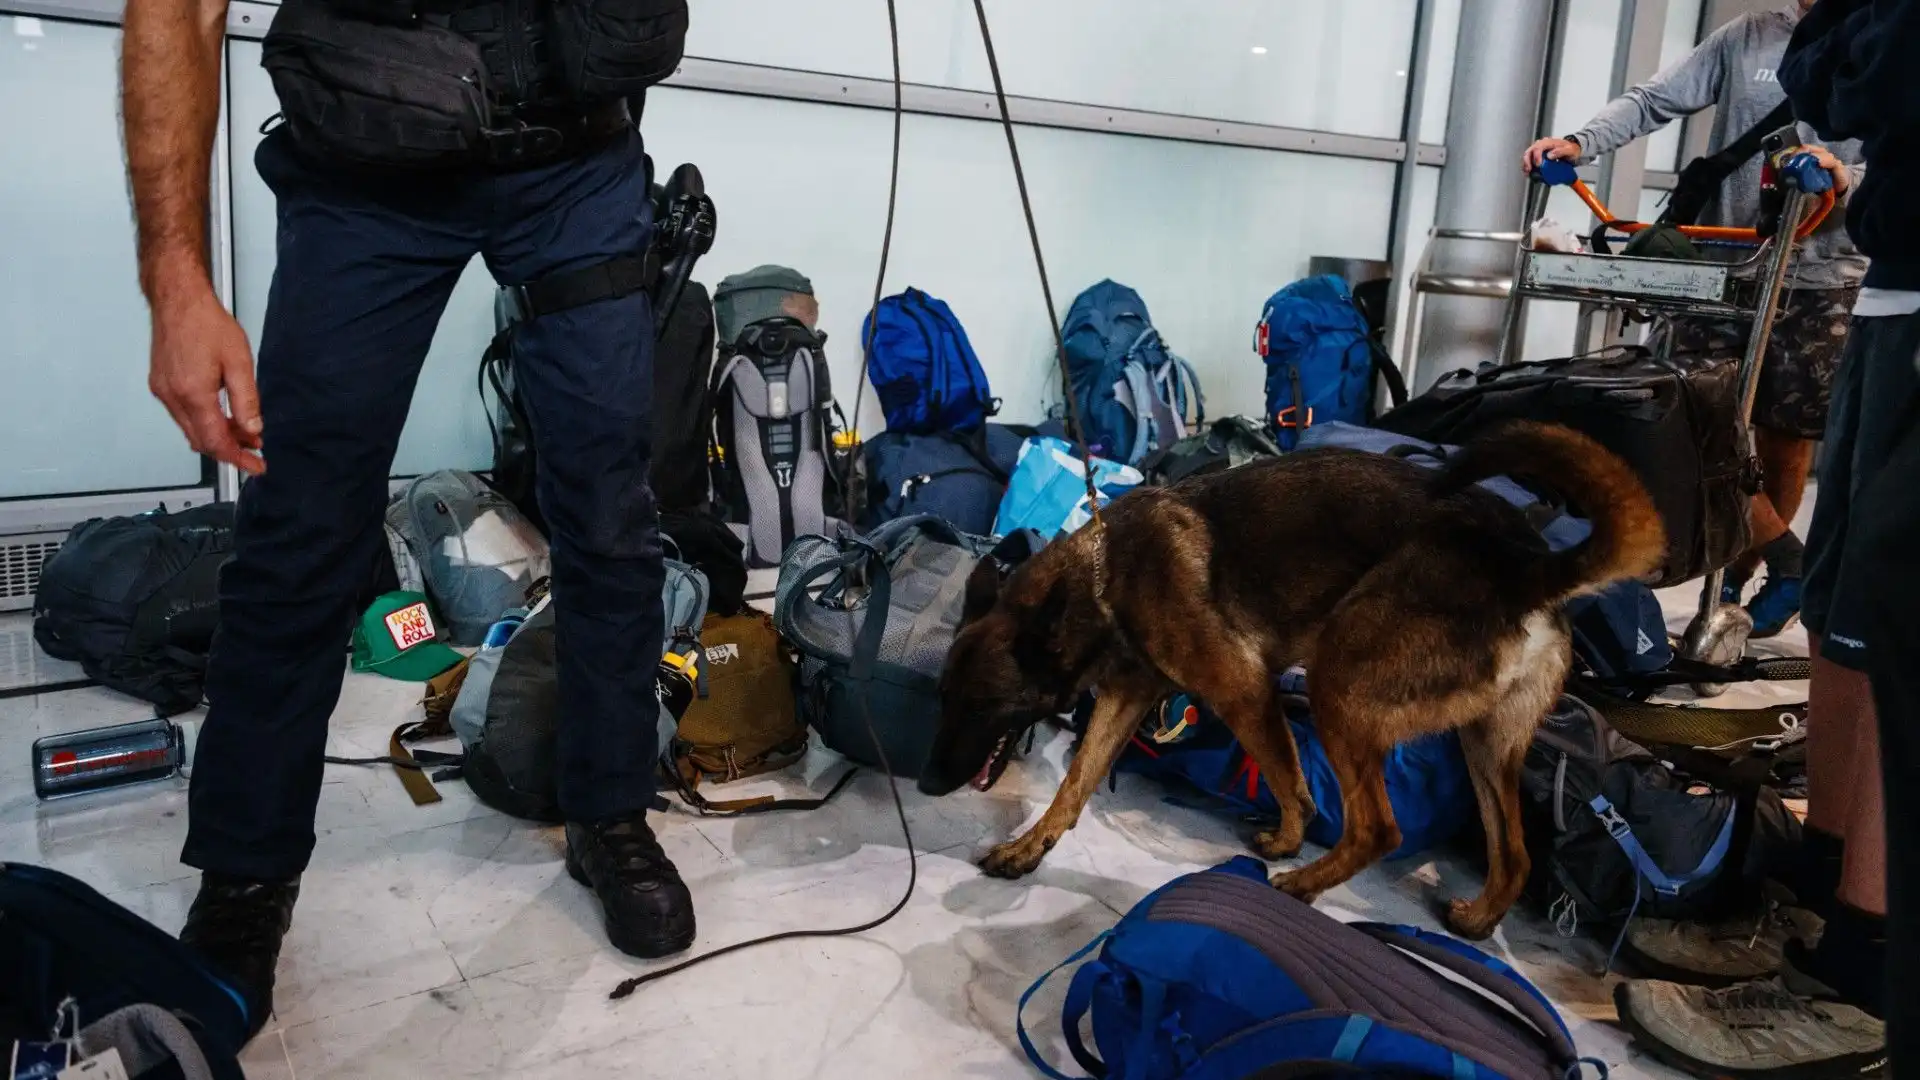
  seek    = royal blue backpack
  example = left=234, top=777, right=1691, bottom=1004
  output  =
left=1061, top=281, right=1204, bottom=465
left=1255, top=275, right=1406, bottom=450
left=1104, top=677, right=1474, bottom=861
left=1019, top=858, right=1600, bottom=1080
left=863, top=288, right=998, bottom=434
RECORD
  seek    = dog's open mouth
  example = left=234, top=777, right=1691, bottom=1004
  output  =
left=970, top=732, right=1021, bottom=791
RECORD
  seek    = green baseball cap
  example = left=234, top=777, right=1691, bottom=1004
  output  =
left=351, top=592, right=464, bottom=681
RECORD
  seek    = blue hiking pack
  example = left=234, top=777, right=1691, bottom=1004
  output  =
left=1061, top=281, right=1204, bottom=465
left=2, top=862, right=251, bottom=1078
left=1294, top=423, right=1673, bottom=680
left=862, top=288, right=998, bottom=434
left=1019, top=857, right=1599, bottom=1080
left=1104, top=677, right=1473, bottom=861
left=860, top=424, right=1030, bottom=535
left=1256, top=275, right=1406, bottom=450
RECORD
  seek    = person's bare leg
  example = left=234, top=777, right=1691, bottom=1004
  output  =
left=1838, top=682, right=1888, bottom=917
left=1757, top=427, right=1817, bottom=533
left=1807, top=637, right=1871, bottom=840
left=1733, top=429, right=1815, bottom=583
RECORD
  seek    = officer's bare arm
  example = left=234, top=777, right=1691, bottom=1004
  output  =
left=122, top=0, right=265, bottom=474
left=122, top=0, right=227, bottom=305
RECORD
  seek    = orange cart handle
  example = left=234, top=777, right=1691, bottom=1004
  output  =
left=1567, top=177, right=1834, bottom=243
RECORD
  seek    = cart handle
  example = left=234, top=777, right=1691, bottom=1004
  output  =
left=1532, top=157, right=1835, bottom=243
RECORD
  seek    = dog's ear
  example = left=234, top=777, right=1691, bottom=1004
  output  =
left=962, top=558, right=1002, bottom=625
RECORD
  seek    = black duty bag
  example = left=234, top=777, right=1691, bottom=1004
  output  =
left=1, top=862, right=251, bottom=1078
left=32, top=504, right=234, bottom=714
left=650, top=280, right=718, bottom=513
left=1521, top=695, right=1801, bottom=932
left=1376, top=348, right=1750, bottom=587
left=1138, top=416, right=1283, bottom=487
left=486, top=279, right=716, bottom=533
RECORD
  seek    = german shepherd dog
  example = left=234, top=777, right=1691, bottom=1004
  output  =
left=917, top=423, right=1664, bottom=939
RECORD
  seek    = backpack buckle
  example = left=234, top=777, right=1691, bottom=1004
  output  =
left=1273, top=405, right=1314, bottom=430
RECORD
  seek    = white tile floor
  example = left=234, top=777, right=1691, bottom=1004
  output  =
left=0, top=559, right=1814, bottom=1079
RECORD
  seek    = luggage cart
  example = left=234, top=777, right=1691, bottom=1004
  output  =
left=1498, top=157, right=1837, bottom=692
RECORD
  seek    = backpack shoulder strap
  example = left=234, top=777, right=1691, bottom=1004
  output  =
left=1172, top=353, right=1207, bottom=426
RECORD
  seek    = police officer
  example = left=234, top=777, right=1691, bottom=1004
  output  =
left=122, top=0, right=692, bottom=1033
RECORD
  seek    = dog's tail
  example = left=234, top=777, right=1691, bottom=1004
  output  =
left=1432, top=421, right=1667, bottom=600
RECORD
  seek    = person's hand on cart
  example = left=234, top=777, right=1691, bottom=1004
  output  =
left=1796, top=144, right=1850, bottom=195
left=1521, top=136, right=1581, bottom=172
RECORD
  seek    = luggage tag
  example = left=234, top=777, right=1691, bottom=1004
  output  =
left=58, top=1050, right=128, bottom=1080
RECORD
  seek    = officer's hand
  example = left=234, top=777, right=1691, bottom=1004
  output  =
left=149, top=290, right=265, bottom=475
left=1522, top=137, right=1582, bottom=172
left=1800, top=144, right=1850, bottom=195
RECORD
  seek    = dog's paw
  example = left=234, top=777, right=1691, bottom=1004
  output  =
left=1251, top=825, right=1304, bottom=862
left=979, top=835, right=1052, bottom=879
left=1445, top=897, right=1499, bottom=941
left=1269, top=869, right=1322, bottom=904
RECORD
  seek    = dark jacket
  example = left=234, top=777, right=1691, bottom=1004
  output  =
left=1781, top=0, right=1920, bottom=290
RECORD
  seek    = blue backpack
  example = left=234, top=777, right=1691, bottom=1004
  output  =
left=1019, top=858, right=1599, bottom=1080
left=1256, top=275, right=1406, bottom=450
left=1105, top=677, right=1474, bottom=861
left=1061, top=281, right=1205, bottom=465
left=863, top=288, right=998, bottom=434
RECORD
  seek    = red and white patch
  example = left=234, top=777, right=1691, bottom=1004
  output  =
left=1253, top=320, right=1270, bottom=357
left=383, top=602, right=438, bottom=651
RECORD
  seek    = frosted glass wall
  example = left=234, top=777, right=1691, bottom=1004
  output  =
left=0, top=17, right=205, bottom=498
left=683, top=0, right=1423, bottom=139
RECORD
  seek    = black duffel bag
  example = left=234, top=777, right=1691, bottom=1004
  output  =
left=32, top=504, right=235, bottom=714
left=1376, top=347, right=1750, bottom=587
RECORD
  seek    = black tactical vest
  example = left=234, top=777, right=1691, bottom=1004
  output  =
left=262, top=0, right=687, bottom=168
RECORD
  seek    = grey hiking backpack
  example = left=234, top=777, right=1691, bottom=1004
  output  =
left=709, top=266, right=857, bottom=567
left=449, top=557, right=708, bottom=821
left=772, top=515, right=1043, bottom=780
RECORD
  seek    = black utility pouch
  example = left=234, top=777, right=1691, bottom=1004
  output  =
left=547, top=0, right=688, bottom=101
left=261, top=0, right=495, bottom=168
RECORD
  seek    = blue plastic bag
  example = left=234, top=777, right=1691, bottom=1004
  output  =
left=993, top=436, right=1143, bottom=539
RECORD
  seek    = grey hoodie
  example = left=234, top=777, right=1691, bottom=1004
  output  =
left=1569, top=7, right=1866, bottom=290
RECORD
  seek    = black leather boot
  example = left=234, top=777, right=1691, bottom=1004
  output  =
left=178, top=873, right=299, bottom=1038
left=565, top=814, right=695, bottom=959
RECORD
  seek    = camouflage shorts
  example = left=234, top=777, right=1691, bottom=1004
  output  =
left=1656, top=286, right=1858, bottom=439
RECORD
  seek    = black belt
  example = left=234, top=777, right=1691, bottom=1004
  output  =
left=484, top=98, right=633, bottom=170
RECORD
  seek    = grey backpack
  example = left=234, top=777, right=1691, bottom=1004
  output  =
left=773, top=516, right=1043, bottom=779
left=449, top=558, right=708, bottom=821
left=384, top=470, right=549, bottom=646
left=710, top=266, right=856, bottom=567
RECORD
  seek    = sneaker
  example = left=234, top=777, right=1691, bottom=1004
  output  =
left=1747, top=577, right=1803, bottom=640
left=565, top=813, right=696, bottom=959
left=1624, top=899, right=1824, bottom=987
left=1616, top=977, right=1886, bottom=1079
left=178, top=873, right=299, bottom=1039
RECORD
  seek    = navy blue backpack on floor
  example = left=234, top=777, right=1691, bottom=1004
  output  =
left=1256, top=275, right=1406, bottom=450
left=2, top=863, right=250, bottom=1080
left=1103, top=679, right=1473, bottom=861
left=1061, top=281, right=1204, bottom=465
left=862, top=288, right=998, bottom=434
left=861, top=426, right=1024, bottom=534
left=1019, top=857, right=1599, bottom=1080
